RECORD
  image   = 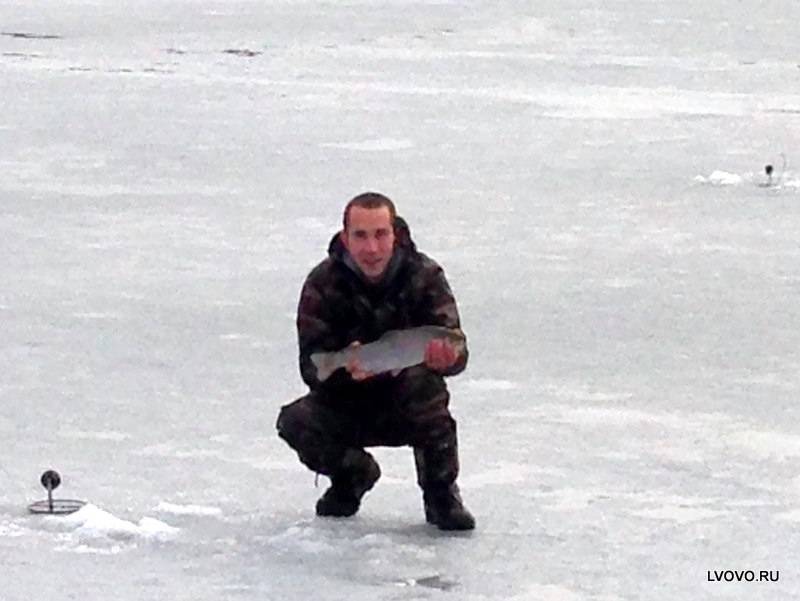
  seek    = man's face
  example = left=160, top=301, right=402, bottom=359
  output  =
left=342, top=205, right=396, bottom=282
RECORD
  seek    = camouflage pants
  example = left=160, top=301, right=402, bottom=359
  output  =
left=276, top=367, right=460, bottom=490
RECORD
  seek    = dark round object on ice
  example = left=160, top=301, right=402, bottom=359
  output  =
left=40, top=469, right=61, bottom=491
left=765, top=164, right=773, bottom=176
left=29, top=470, right=86, bottom=515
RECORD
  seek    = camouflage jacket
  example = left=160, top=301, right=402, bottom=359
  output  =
left=296, top=218, right=468, bottom=395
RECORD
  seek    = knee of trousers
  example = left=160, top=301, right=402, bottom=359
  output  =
left=275, top=401, right=307, bottom=449
left=275, top=398, right=345, bottom=475
left=276, top=398, right=328, bottom=454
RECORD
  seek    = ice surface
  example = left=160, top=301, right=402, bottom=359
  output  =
left=155, top=502, right=223, bottom=516
left=2, top=0, right=800, bottom=600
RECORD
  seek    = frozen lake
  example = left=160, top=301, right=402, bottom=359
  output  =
left=2, top=1, right=799, bottom=599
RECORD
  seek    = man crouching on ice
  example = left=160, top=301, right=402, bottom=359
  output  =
left=276, top=191, right=475, bottom=531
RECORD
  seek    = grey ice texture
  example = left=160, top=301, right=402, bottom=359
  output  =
left=1, top=1, right=799, bottom=600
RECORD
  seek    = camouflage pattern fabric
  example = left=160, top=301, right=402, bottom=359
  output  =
left=277, top=217, right=467, bottom=489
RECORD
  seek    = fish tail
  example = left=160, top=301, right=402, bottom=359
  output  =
left=448, top=327, right=466, bottom=341
left=311, top=352, right=335, bottom=382
left=447, top=328, right=467, bottom=354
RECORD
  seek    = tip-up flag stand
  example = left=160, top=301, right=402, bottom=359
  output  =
left=28, top=469, right=86, bottom=515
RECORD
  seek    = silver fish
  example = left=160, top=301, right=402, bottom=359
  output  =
left=310, top=326, right=466, bottom=382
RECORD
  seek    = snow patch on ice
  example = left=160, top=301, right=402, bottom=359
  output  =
left=694, top=170, right=743, bottom=186
left=155, top=502, right=222, bottom=516
left=694, top=169, right=800, bottom=189
left=138, top=516, right=179, bottom=538
left=320, top=138, right=414, bottom=151
left=44, top=504, right=178, bottom=544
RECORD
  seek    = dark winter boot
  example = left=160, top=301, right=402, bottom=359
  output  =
left=423, top=484, right=475, bottom=531
left=316, top=449, right=381, bottom=518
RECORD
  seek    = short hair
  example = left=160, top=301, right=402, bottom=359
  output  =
left=342, top=192, right=397, bottom=230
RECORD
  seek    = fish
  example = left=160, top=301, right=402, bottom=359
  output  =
left=310, top=325, right=466, bottom=382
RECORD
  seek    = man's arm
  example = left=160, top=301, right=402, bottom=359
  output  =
left=296, top=274, right=353, bottom=390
